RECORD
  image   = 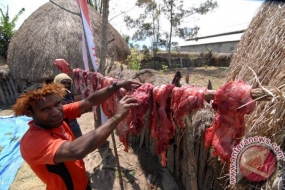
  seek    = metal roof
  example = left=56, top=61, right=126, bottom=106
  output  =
left=179, top=33, right=243, bottom=47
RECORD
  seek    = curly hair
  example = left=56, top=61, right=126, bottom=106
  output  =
left=13, top=83, right=66, bottom=116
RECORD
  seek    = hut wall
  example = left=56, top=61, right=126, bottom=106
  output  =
left=0, top=76, right=31, bottom=109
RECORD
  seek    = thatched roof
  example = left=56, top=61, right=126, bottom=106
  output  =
left=0, top=55, right=6, bottom=65
left=7, top=0, right=130, bottom=81
left=228, top=1, right=284, bottom=188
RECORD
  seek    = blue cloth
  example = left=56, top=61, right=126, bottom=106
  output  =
left=0, top=115, right=31, bottom=190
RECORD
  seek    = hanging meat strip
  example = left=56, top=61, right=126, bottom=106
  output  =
left=118, top=83, right=154, bottom=152
left=171, top=85, right=205, bottom=127
left=204, top=80, right=255, bottom=162
left=150, top=84, right=175, bottom=167
left=54, top=59, right=70, bottom=75
left=100, top=77, right=118, bottom=117
left=100, top=76, right=127, bottom=118
left=73, top=68, right=101, bottom=98
left=129, top=83, right=154, bottom=135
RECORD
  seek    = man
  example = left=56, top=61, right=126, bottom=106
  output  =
left=13, top=80, right=140, bottom=190
left=54, top=73, right=82, bottom=138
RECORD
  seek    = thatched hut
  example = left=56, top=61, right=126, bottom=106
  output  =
left=7, top=0, right=130, bottom=82
left=227, top=1, right=284, bottom=188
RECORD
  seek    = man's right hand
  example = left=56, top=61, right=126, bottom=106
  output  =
left=114, top=95, right=139, bottom=119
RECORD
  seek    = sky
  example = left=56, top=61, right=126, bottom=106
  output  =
left=0, top=0, right=264, bottom=47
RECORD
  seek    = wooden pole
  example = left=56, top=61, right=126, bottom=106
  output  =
left=204, top=87, right=277, bottom=101
left=185, top=114, right=198, bottom=190
left=111, top=131, right=124, bottom=190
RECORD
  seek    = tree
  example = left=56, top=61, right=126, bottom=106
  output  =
left=87, top=0, right=103, bottom=14
left=124, top=0, right=161, bottom=57
left=98, top=0, right=109, bottom=74
left=0, top=6, right=25, bottom=59
left=124, top=0, right=218, bottom=67
left=122, top=34, right=135, bottom=49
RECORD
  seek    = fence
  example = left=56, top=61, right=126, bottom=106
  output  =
left=140, top=52, right=232, bottom=70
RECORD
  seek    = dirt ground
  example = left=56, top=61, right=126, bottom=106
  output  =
left=2, top=67, right=228, bottom=190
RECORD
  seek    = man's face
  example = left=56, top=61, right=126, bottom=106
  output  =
left=31, top=94, right=64, bottom=129
left=60, top=79, right=72, bottom=91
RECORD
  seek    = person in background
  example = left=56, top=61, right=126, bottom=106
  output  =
left=54, top=73, right=82, bottom=138
left=14, top=80, right=140, bottom=190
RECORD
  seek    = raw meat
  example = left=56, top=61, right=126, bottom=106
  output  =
left=118, top=83, right=154, bottom=151
left=150, top=84, right=175, bottom=167
left=54, top=59, right=70, bottom=75
left=204, top=80, right=255, bottom=162
left=171, top=85, right=205, bottom=127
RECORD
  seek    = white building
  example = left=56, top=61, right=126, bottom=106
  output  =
left=179, top=30, right=244, bottom=53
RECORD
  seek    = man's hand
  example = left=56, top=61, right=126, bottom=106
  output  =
left=117, top=80, right=141, bottom=91
left=114, top=95, right=139, bottom=119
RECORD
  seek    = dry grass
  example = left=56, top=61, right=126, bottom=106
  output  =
left=7, top=0, right=130, bottom=82
left=227, top=1, right=285, bottom=189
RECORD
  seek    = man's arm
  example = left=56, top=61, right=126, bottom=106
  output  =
left=78, top=80, right=141, bottom=114
left=54, top=95, right=138, bottom=163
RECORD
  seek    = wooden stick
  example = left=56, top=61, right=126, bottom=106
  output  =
left=185, top=114, right=198, bottom=190
left=203, top=87, right=277, bottom=101
left=111, top=131, right=124, bottom=190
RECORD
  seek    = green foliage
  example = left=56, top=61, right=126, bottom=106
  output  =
left=142, top=45, right=150, bottom=58
left=159, top=64, right=168, bottom=74
left=87, top=0, right=103, bottom=14
left=126, top=49, right=144, bottom=70
left=0, top=6, right=25, bottom=58
left=122, top=34, right=135, bottom=49
left=189, top=54, right=198, bottom=60
left=124, top=0, right=218, bottom=64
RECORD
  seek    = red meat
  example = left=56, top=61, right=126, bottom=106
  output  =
left=150, top=84, right=175, bottom=167
left=118, top=83, right=154, bottom=152
left=54, top=59, right=70, bottom=75
left=100, top=77, right=118, bottom=117
left=205, top=80, right=255, bottom=162
left=171, top=85, right=205, bottom=127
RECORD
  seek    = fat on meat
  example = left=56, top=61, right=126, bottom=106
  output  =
left=117, top=83, right=153, bottom=152
left=171, top=85, right=205, bottom=127
left=150, top=84, right=175, bottom=167
left=204, top=80, right=255, bottom=162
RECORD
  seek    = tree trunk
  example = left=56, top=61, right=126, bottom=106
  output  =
left=167, top=3, right=173, bottom=68
left=99, top=0, right=109, bottom=74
